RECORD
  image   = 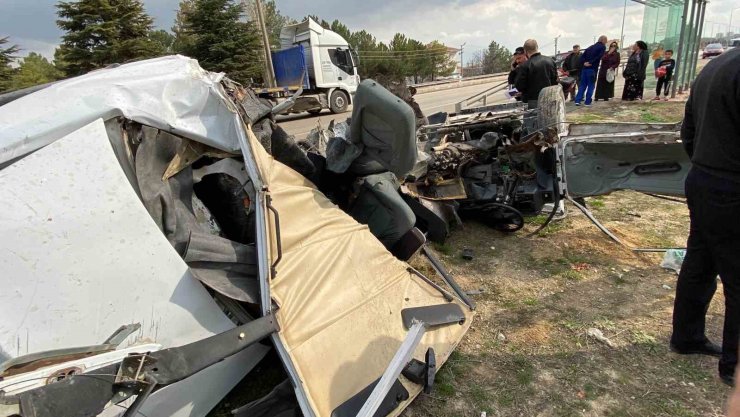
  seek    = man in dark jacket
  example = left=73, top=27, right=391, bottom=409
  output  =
left=671, top=48, right=740, bottom=387
left=562, top=45, right=582, bottom=101
left=515, top=39, right=558, bottom=106
left=575, top=36, right=607, bottom=106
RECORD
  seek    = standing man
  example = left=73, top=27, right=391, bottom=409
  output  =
left=671, top=47, right=740, bottom=387
left=575, top=35, right=608, bottom=106
left=514, top=39, right=558, bottom=109
left=562, top=44, right=582, bottom=101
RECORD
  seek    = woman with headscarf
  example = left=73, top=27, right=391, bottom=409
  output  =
left=621, top=41, right=647, bottom=101
left=595, top=41, right=621, bottom=101
left=637, top=41, right=650, bottom=99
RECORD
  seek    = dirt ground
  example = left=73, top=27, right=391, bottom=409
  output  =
left=403, top=98, right=734, bottom=417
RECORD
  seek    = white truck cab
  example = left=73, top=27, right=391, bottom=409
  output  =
left=259, top=18, right=359, bottom=114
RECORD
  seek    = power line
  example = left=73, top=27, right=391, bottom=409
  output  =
left=356, top=46, right=453, bottom=54
left=358, top=52, right=452, bottom=59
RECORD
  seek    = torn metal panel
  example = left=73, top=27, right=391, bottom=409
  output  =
left=566, top=121, right=683, bottom=136
left=561, top=126, right=688, bottom=197
left=0, top=56, right=243, bottom=165
left=243, top=120, right=473, bottom=416
left=0, top=119, right=267, bottom=417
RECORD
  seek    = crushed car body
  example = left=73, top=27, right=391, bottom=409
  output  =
left=407, top=96, right=688, bottom=242
left=0, top=56, right=473, bottom=417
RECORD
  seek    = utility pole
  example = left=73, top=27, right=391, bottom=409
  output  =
left=619, top=0, right=627, bottom=50
left=460, top=43, right=466, bottom=78
left=680, top=0, right=699, bottom=92
left=688, top=0, right=707, bottom=86
left=671, top=0, right=691, bottom=98
left=554, top=35, right=561, bottom=55
left=730, top=7, right=740, bottom=45
left=250, top=0, right=276, bottom=88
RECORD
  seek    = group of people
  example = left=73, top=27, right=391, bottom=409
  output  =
left=511, top=35, right=678, bottom=105
left=510, top=36, right=740, bottom=392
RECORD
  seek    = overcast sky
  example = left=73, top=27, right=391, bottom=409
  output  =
left=1, top=0, right=738, bottom=62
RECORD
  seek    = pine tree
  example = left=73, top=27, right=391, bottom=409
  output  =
left=150, top=30, right=176, bottom=54
left=56, top=0, right=163, bottom=76
left=481, top=40, right=511, bottom=74
left=9, top=53, right=63, bottom=91
left=176, top=0, right=262, bottom=84
left=172, top=0, right=196, bottom=54
left=0, top=37, right=20, bottom=92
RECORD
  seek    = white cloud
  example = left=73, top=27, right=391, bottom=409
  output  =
left=345, top=0, right=646, bottom=61
left=10, top=38, right=58, bottom=61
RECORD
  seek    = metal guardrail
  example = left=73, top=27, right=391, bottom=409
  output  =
left=454, top=79, right=510, bottom=113
left=411, top=71, right=508, bottom=89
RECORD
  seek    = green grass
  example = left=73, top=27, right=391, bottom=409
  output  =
left=433, top=241, right=454, bottom=256
left=588, top=198, right=606, bottom=209
left=640, top=111, right=665, bottom=123
left=513, top=355, right=535, bottom=386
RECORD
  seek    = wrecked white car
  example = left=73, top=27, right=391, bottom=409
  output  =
left=0, top=56, right=472, bottom=417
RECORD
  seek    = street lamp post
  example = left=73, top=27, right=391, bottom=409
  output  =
left=730, top=7, right=740, bottom=44
left=619, top=0, right=628, bottom=49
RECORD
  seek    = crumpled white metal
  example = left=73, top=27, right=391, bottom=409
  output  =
left=0, top=55, right=240, bottom=165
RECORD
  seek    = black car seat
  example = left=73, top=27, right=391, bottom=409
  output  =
left=332, top=80, right=424, bottom=258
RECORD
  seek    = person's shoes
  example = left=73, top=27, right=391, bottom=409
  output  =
left=584, top=103, right=592, bottom=107
left=663, top=96, right=670, bottom=101
left=575, top=102, right=581, bottom=106
left=652, top=96, right=661, bottom=101
left=720, top=371, right=735, bottom=386
left=670, top=340, right=722, bottom=357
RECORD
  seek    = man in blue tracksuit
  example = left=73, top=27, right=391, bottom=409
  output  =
left=575, top=36, right=608, bottom=106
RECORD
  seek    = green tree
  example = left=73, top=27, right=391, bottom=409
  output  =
left=9, top=53, right=63, bottom=91
left=330, top=20, right=351, bottom=44
left=150, top=29, right=176, bottom=54
left=305, top=15, right=331, bottom=29
left=0, top=37, right=20, bottom=92
left=481, top=40, right=511, bottom=74
left=177, top=0, right=262, bottom=84
left=427, top=40, right=456, bottom=80
left=259, top=0, right=294, bottom=49
left=172, top=0, right=196, bottom=53
left=56, top=0, right=163, bottom=76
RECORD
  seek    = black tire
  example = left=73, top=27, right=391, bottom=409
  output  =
left=307, top=109, right=322, bottom=115
left=329, top=90, right=349, bottom=114
left=537, top=85, right=566, bottom=135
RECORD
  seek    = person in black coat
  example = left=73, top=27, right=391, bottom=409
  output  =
left=671, top=48, right=740, bottom=387
left=507, top=47, right=527, bottom=87
left=621, top=41, right=647, bottom=101
left=637, top=41, right=650, bottom=99
left=561, top=45, right=582, bottom=100
left=515, top=39, right=558, bottom=107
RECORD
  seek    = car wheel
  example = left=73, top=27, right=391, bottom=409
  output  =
left=329, top=90, right=349, bottom=114
left=537, top=85, right=566, bottom=135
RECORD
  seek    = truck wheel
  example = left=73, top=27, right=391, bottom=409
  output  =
left=537, top=85, right=566, bottom=135
left=329, top=90, right=349, bottom=114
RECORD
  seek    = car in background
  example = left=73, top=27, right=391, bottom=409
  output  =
left=728, top=38, right=740, bottom=51
left=702, top=43, right=724, bottom=59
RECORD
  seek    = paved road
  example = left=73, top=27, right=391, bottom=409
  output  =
left=276, top=76, right=509, bottom=139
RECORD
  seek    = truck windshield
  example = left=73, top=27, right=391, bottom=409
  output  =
left=329, top=48, right=355, bottom=75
